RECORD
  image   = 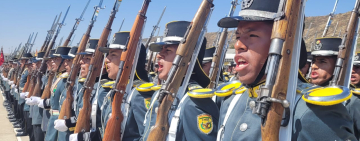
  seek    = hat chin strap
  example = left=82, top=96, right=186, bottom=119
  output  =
left=244, top=59, right=267, bottom=88
left=56, top=59, right=65, bottom=73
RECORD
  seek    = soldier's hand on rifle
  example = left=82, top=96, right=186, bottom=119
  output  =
left=69, top=132, right=90, bottom=141
left=54, top=119, right=68, bottom=132
left=20, top=93, right=26, bottom=99
left=38, top=99, right=44, bottom=108
left=29, top=96, right=41, bottom=105
left=9, top=81, right=13, bottom=85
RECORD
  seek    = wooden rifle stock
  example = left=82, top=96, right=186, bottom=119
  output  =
left=22, top=72, right=32, bottom=93
left=103, top=1, right=151, bottom=140
left=337, top=2, right=360, bottom=85
left=40, top=72, right=55, bottom=99
left=209, top=29, right=228, bottom=88
left=260, top=0, right=302, bottom=140
left=75, top=0, right=121, bottom=133
left=59, top=21, right=94, bottom=120
left=27, top=72, right=37, bottom=97
left=146, top=0, right=213, bottom=140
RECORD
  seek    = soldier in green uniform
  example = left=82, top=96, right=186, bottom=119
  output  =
left=42, top=46, right=71, bottom=141
left=215, top=0, right=356, bottom=140
left=13, top=53, right=32, bottom=136
left=94, top=31, right=150, bottom=141
left=142, top=21, right=219, bottom=141
left=310, top=38, right=360, bottom=139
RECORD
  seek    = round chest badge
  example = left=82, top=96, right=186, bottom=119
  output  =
left=355, top=55, right=359, bottom=61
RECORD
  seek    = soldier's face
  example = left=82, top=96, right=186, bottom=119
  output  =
left=202, top=62, right=211, bottom=76
left=310, top=56, right=336, bottom=86
left=20, top=59, right=26, bottom=67
left=64, top=59, right=73, bottom=73
left=351, top=65, right=360, bottom=85
left=105, top=49, right=123, bottom=80
left=80, top=55, right=92, bottom=78
left=32, top=63, right=37, bottom=70
left=233, top=21, right=272, bottom=84
left=46, top=60, right=52, bottom=70
left=157, top=44, right=178, bottom=80
left=52, top=57, right=65, bottom=72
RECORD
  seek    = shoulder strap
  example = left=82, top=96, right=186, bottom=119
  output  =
left=167, top=94, right=189, bottom=141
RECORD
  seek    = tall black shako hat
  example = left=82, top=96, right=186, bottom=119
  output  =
left=99, top=32, right=130, bottom=53
left=149, top=21, right=210, bottom=88
left=149, top=21, right=189, bottom=52
left=353, top=52, right=360, bottom=66
left=203, top=47, right=215, bottom=64
left=218, top=0, right=280, bottom=28
left=311, top=37, right=340, bottom=56
left=20, top=53, right=33, bottom=60
left=61, top=46, right=78, bottom=59
left=54, top=46, right=72, bottom=58
left=78, top=39, right=99, bottom=55
left=45, top=49, right=57, bottom=60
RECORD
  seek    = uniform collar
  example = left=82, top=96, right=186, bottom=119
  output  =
left=248, top=80, right=265, bottom=98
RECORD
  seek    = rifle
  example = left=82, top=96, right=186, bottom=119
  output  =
left=41, top=15, right=61, bottom=52
left=75, top=0, right=121, bottom=134
left=69, top=34, right=76, bottom=46
left=63, top=0, right=91, bottom=46
left=252, top=0, right=304, bottom=140
left=322, top=0, right=339, bottom=37
left=208, top=0, right=238, bottom=88
left=103, top=0, right=150, bottom=140
left=16, top=33, right=37, bottom=86
left=59, top=0, right=105, bottom=120
left=57, top=36, right=64, bottom=48
left=146, top=0, right=214, bottom=140
left=32, top=6, right=70, bottom=98
left=329, top=0, right=360, bottom=87
left=145, top=6, right=166, bottom=72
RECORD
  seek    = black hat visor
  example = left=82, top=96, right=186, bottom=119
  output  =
left=218, top=10, right=276, bottom=28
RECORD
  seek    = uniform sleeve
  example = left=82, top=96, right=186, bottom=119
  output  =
left=181, top=97, right=219, bottom=141
left=346, top=96, right=360, bottom=139
left=293, top=101, right=357, bottom=141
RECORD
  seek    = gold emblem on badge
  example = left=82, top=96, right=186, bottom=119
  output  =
left=197, top=114, right=213, bottom=134
left=144, top=98, right=151, bottom=109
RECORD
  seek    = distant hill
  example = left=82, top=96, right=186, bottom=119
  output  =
left=143, top=11, right=359, bottom=52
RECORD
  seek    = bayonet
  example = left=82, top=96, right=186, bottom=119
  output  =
left=304, top=22, right=312, bottom=39
left=332, top=22, right=339, bottom=36
left=322, top=0, right=339, bottom=37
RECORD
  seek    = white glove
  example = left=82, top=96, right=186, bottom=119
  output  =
left=4, top=78, right=8, bottom=81
left=20, top=93, right=27, bottom=99
left=30, top=96, right=41, bottom=105
left=54, top=119, right=68, bottom=132
left=69, top=134, right=79, bottom=141
left=69, top=132, right=90, bottom=141
left=14, top=88, right=18, bottom=93
left=11, top=84, right=15, bottom=88
left=38, top=99, right=44, bottom=108
left=9, top=81, right=14, bottom=85
left=25, top=98, right=31, bottom=105
left=25, top=92, right=29, bottom=97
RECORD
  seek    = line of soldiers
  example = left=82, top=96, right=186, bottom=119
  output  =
left=1, top=0, right=360, bottom=141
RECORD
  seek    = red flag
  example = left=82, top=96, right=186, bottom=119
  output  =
left=0, top=48, right=4, bottom=66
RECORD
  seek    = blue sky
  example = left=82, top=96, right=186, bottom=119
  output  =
left=0, top=0, right=357, bottom=53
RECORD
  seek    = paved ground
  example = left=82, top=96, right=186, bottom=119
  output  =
left=0, top=91, right=29, bottom=141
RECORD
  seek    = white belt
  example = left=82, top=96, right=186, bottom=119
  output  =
left=217, top=94, right=242, bottom=141
left=167, top=94, right=188, bottom=141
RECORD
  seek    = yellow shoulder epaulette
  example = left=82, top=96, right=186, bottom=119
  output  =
left=215, top=81, right=242, bottom=97
left=78, top=78, right=86, bottom=83
left=100, top=79, right=110, bottom=85
left=102, top=81, right=115, bottom=89
left=133, top=80, right=145, bottom=88
left=136, top=83, right=155, bottom=92
left=149, top=72, right=156, bottom=75
left=151, top=85, right=162, bottom=91
left=223, top=72, right=229, bottom=75
left=187, top=88, right=215, bottom=98
left=234, top=86, right=247, bottom=95
left=352, top=88, right=360, bottom=95
left=302, top=86, right=352, bottom=106
left=60, top=72, right=69, bottom=78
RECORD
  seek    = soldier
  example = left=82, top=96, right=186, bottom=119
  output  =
left=14, top=53, right=33, bottom=137
left=96, top=31, right=151, bottom=141
left=142, top=21, right=219, bottom=141
left=351, top=52, right=360, bottom=89
left=42, top=46, right=71, bottom=141
left=215, top=0, right=356, bottom=140
left=310, top=38, right=360, bottom=139
left=67, top=39, right=110, bottom=140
